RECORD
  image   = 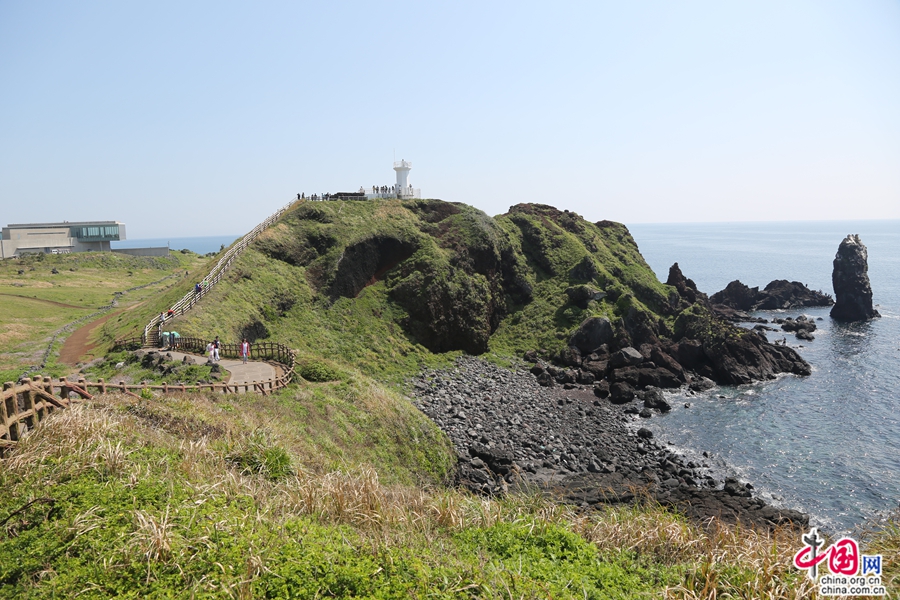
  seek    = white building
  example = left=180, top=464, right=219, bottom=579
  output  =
left=1, top=221, right=126, bottom=258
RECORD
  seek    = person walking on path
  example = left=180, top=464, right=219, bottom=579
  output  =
left=207, top=341, right=215, bottom=362
left=240, top=338, right=250, bottom=364
left=213, top=336, right=221, bottom=362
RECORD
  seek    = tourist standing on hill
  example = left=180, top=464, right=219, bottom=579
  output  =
left=213, top=336, right=220, bottom=362
left=240, top=338, right=250, bottom=364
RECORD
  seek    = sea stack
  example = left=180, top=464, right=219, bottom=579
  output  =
left=830, top=234, right=880, bottom=321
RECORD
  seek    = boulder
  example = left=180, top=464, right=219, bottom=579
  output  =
left=831, top=234, right=880, bottom=321
left=568, top=317, right=614, bottom=354
left=536, top=372, right=554, bottom=387
left=608, top=367, right=639, bottom=387
left=575, top=370, right=595, bottom=385
left=640, top=387, right=672, bottom=412
left=756, top=280, right=833, bottom=309
left=703, top=332, right=811, bottom=385
left=557, top=346, right=583, bottom=368
left=565, top=285, right=606, bottom=309
left=608, top=347, right=643, bottom=369
left=650, top=347, right=686, bottom=382
left=581, top=358, right=608, bottom=376
left=636, top=367, right=682, bottom=389
left=781, top=316, right=816, bottom=334
left=609, top=382, right=635, bottom=404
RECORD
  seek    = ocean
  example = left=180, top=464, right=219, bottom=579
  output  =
left=627, top=220, right=900, bottom=534
left=112, top=235, right=240, bottom=256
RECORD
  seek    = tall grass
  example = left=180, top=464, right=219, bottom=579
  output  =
left=2, top=392, right=876, bottom=598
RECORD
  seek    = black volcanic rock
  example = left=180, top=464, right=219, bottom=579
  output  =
left=710, top=280, right=756, bottom=311
left=711, top=279, right=833, bottom=312
left=831, top=234, right=880, bottom=321
left=568, top=317, right=614, bottom=354
left=666, top=263, right=707, bottom=306
left=414, top=356, right=809, bottom=530
left=757, top=280, right=833, bottom=309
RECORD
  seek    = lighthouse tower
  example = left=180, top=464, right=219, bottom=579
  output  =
left=394, top=160, right=412, bottom=197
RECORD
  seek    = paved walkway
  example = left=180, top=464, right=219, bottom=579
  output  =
left=164, top=350, right=276, bottom=386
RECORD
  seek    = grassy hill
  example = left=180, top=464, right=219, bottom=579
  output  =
left=103, top=200, right=679, bottom=381
left=4, top=200, right=897, bottom=597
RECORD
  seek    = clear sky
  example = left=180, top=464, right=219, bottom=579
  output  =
left=1, top=1, right=898, bottom=238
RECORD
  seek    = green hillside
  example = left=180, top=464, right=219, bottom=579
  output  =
left=103, top=199, right=680, bottom=381
left=4, top=199, right=897, bottom=597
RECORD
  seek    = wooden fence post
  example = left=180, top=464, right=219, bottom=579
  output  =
left=1, top=382, right=12, bottom=441
left=99, top=378, right=106, bottom=394
left=42, top=377, right=57, bottom=413
left=27, top=377, right=41, bottom=424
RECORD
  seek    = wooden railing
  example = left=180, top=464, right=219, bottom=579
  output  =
left=169, top=337, right=296, bottom=390
left=3, top=339, right=297, bottom=453
left=111, top=336, right=296, bottom=392
left=144, top=198, right=299, bottom=344
left=1, top=376, right=94, bottom=453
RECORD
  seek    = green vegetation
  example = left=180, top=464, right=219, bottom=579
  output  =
left=101, top=200, right=679, bottom=383
left=1, top=391, right=860, bottom=599
left=79, top=350, right=229, bottom=386
left=0, top=251, right=209, bottom=380
left=7, top=200, right=897, bottom=597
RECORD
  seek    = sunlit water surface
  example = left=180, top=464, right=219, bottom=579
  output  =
left=627, top=220, right=900, bottom=533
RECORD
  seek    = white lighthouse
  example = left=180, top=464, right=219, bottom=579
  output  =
left=366, top=160, right=421, bottom=199
left=394, top=159, right=412, bottom=196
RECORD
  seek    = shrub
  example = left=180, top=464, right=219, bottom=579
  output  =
left=297, top=360, right=342, bottom=382
left=226, top=429, right=294, bottom=480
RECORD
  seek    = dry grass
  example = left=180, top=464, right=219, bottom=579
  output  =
left=2, top=393, right=879, bottom=599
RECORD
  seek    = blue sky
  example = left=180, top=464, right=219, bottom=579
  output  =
left=1, top=1, right=898, bottom=237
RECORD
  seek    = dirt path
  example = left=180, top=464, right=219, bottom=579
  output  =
left=58, top=310, right=123, bottom=366
left=0, top=293, right=85, bottom=310
left=58, top=301, right=146, bottom=366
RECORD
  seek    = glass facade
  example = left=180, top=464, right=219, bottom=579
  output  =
left=74, top=224, right=120, bottom=241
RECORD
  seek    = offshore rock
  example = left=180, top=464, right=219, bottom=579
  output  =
left=831, top=234, right=880, bottom=321
left=711, top=279, right=833, bottom=312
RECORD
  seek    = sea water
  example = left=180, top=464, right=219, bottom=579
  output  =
left=627, top=220, right=900, bottom=534
left=111, top=235, right=240, bottom=256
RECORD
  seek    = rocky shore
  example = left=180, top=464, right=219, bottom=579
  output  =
left=412, top=355, right=808, bottom=530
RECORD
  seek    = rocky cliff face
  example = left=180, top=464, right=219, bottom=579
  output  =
left=830, top=234, right=880, bottom=322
